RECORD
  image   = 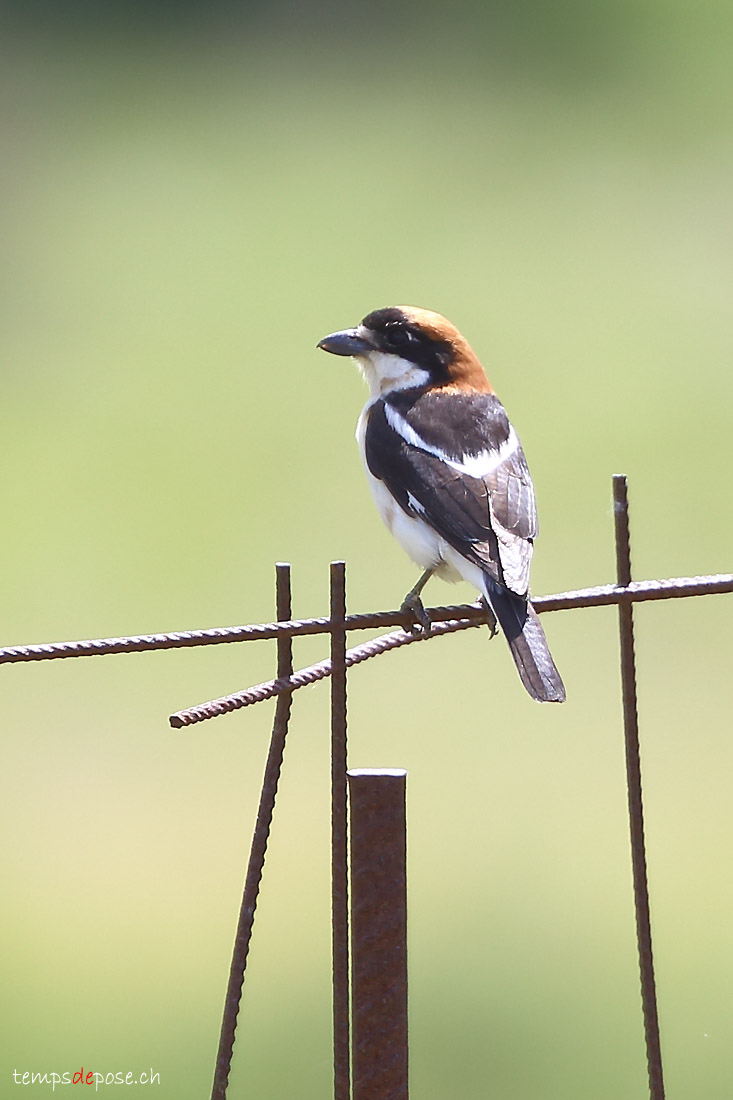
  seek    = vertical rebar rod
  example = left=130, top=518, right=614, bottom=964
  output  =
left=211, top=563, right=294, bottom=1100
left=348, top=769, right=408, bottom=1100
left=613, top=476, right=666, bottom=1100
left=330, top=561, right=351, bottom=1100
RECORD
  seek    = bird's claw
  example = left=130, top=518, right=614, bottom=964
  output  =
left=400, top=593, right=432, bottom=636
left=478, top=597, right=498, bottom=638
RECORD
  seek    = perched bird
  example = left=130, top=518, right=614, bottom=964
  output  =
left=317, top=306, right=565, bottom=703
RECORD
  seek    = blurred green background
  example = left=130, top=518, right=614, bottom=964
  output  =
left=1, top=1, right=732, bottom=1096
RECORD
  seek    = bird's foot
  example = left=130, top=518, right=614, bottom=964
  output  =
left=401, top=591, right=433, bottom=636
left=478, top=596, right=498, bottom=638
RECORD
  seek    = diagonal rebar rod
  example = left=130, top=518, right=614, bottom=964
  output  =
left=211, top=564, right=294, bottom=1100
left=613, top=476, right=666, bottom=1100
left=169, top=616, right=479, bottom=728
left=1, top=575, right=731, bottom=666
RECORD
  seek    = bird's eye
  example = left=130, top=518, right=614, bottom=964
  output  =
left=389, top=326, right=416, bottom=349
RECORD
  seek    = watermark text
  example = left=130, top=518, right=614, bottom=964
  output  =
left=12, top=1067, right=160, bottom=1092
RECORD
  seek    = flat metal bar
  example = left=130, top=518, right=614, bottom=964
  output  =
left=330, top=562, right=351, bottom=1100
left=169, top=616, right=477, bottom=728
left=348, top=769, right=408, bottom=1100
left=613, top=476, right=666, bottom=1100
left=210, top=564, right=294, bottom=1100
left=2, top=574, right=732, bottom=664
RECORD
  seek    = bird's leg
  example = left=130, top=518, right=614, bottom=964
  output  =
left=400, top=569, right=434, bottom=635
left=479, top=595, right=498, bottom=638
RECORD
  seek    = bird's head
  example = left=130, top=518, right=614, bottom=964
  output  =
left=317, top=306, right=493, bottom=397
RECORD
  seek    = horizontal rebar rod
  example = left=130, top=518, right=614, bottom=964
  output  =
left=0, top=574, right=730, bottom=666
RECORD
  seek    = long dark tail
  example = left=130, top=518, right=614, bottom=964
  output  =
left=484, top=576, right=566, bottom=703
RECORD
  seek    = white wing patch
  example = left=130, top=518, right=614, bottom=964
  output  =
left=384, top=403, right=519, bottom=479
left=406, top=491, right=426, bottom=515
left=491, top=517, right=532, bottom=595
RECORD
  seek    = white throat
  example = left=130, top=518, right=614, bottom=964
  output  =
left=354, top=350, right=430, bottom=398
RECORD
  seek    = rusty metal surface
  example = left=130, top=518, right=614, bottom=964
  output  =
left=534, top=573, right=733, bottom=611
left=330, top=563, right=351, bottom=1100
left=0, top=605, right=486, bottom=664
left=210, top=564, right=294, bottom=1100
left=3, top=473, right=731, bottom=1100
left=2, top=575, right=731, bottom=665
left=169, top=616, right=479, bottom=728
left=613, top=477, right=666, bottom=1100
left=348, top=770, right=408, bottom=1100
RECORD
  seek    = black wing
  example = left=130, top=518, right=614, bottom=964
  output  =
left=365, top=389, right=537, bottom=595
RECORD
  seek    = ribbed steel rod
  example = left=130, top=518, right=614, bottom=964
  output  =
left=613, top=476, right=665, bottom=1100
left=330, top=563, right=351, bottom=1100
left=211, top=564, right=294, bottom=1100
left=1, top=575, right=731, bottom=665
left=169, top=616, right=478, bottom=728
left=0, top=604, right=488, bottom=665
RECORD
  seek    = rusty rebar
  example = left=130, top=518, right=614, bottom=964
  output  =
left=211, top=564, right=294, bottom=1100
left=169, top=616, right=479, bottom=729
left=613, top=476, right=666, bottom=1100
left=330, top=562, right=351, bottom=1100
left=533, top=573, right=733, bottom=611
left=2, top=575, right=732, bottom=666
left=348, top=769, right=408, bottom=1100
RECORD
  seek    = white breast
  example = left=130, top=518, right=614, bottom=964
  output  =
left=356, top=403, right=461, bottom=580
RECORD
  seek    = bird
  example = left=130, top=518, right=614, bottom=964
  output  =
left=317, top=305, right=565, bottom=703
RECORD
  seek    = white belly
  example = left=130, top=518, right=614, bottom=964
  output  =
left=367, top=475, right=447, bottom=569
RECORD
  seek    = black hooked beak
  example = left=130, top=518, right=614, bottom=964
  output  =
left=317, top=328, right=374, bottom=357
